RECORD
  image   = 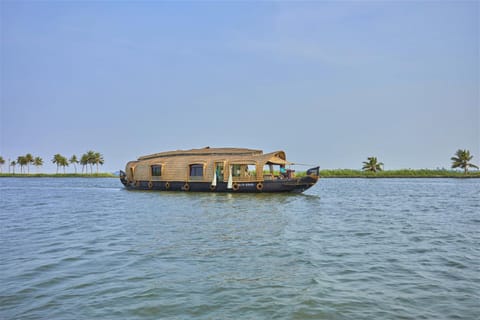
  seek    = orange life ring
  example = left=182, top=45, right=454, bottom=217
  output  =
left=256, top=182, right=263, bottom=191
left=232, top=183, right=239, bottom=191
left=148, top=181, right=153, bottom=189
left=183, top=183, right=190, bottom=191
left=165, top=182, right=170, bottom=190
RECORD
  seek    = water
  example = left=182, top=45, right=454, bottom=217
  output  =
left=1, top=178, right=479, bottom=319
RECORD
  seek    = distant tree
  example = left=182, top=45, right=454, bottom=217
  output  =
left=59, top=156, right=69, bottom=174
left=52, top=154, right=65, bottom=174
left=34, top=157, right=43, bottom=173
left=80, top=154, right=89, bottom=174
left=86, top=150, right=95, bottom=173
left=93, top=152, right=104, bottom=173
left=17, top=156, right=28, bottom=174
left=10, top=160, right=16, bottom=174
left=362, top=156, right=384, bottom=173
left=69, top=155, right=79, bottom=174
left=0, top=156, right=5, bottom=173
left=25, top=153, right=34, bottom=174
left=451, top=149, right=478, bottom=174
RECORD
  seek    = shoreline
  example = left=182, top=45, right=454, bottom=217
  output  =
left=0, top=173, right=117, bottom=178
left=317, top=169, right=480, bottom=179
left=1, top=170, right=479, bottom=179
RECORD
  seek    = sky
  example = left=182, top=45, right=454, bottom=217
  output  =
left=1, top=0, right=479, bottom=173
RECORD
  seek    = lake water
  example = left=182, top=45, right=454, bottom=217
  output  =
left=0, top=178, right=479, bottom=319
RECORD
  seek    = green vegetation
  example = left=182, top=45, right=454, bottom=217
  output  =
left=451, top=149, right=478, bottom=174
left=318, top=169, right=480, bottom=178
left=1, top=148, right=478, bottom=179
left=69, top=155, right=79, bottom=174
left=0, top=150, right=106, bottom=175
left=34, top=156, right=43, bottom=172
left=52, top=154, right=69, bottom=174
left=362, top=156, right=384, bottom=172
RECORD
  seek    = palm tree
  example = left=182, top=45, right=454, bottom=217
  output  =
left=93, top=152, right=104, bottom=173
left=10, top=160, right=16, bottom=174
left=17, top=156, right=28, bottom=174
left=34, top=157, right=43, bottom=173
left=362, top=156, right=384, bottom=173
left=69, top=155, right=79, bottom=174
left=25, top=153, right=33, bottom=174
left=80, top=153, right=89, bottom=174
left=85, top=150, right=96, bottom=174
left=451, top=149, right=478, bottom=174
left=59, top=156, right=69, bottom=174
left=52, top=154, right=64, bottom=174
left=0, top=156, right=5, bottom=173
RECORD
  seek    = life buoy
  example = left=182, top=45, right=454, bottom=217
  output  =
left=183, top=183, right=190, bottom=191
left=210, top=184, right=216, bottom=191
left=148, top=181, right=153, bottom=189
left=165, top=182, right=170, bottom=190
left=232, top=183, right=239, bottom=191
left=256, top=182, right=264, bottom=191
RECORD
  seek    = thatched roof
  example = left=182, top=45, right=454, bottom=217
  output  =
left=139, top=147, right=263, bottom=160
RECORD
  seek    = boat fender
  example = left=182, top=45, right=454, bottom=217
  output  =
left=165, top=182, right=170, bottom=190
left=232, top=183, right=239, bottom=191
left=148, top=181, right=153, bottom=189
left=256, top=182, right=263, bottom=191
left=209, top=184, right=216, bottom=191
left=183, top=183, right=190, bottom=191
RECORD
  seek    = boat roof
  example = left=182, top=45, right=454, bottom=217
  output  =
left=138, top=147, right=263, bottom=160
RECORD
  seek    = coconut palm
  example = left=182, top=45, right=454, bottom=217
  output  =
left=52, top=154, right=64, bottom=174
left=451, top=149, right=478, bottom=174
left=93, top=152, right=104, bottom=173
left=69, top=155, right=79, bottom=174
left=10, top=160, right=16, bottom=174
left=86, top=150, right=96, bottom=173
left=59, top=156, right=69, bottom=173
left=362, top=156, right=384, bottom=173
left=25, top=153, right=33, bottom=174
left=0, top=156, right=5, bottom=173
left=80, top=154, right=89, bottom=174
left=34, top=157, right=43, bottom=173
left=17, top=156, right=28, bottom=174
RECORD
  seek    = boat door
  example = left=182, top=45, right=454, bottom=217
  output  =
left=215, top=162, right=224, bottom=182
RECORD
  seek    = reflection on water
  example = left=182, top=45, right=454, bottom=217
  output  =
left=0, top=178, right=479, bottom=319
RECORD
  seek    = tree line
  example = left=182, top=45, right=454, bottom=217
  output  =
left=0, top=151, right=104, bottom=174
left=0, top=149, right=478, bottom=175
left=361, top=149, right=478, bottom=174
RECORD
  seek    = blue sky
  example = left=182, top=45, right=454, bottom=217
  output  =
left=1, top=1, right=478, bottom=173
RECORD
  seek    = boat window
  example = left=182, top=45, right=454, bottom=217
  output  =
left=151, top=165, right=162, bottom=176
left=190, top=164, right=204, bottom=177
left=232, top=164, right=241, bottom=177
left=231, top=164, right=256, bottom=178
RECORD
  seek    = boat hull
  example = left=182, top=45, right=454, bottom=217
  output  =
left=120, top=174, right=318, bottom=193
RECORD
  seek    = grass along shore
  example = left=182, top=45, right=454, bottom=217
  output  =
left=317, top=169, right=480, bottom=178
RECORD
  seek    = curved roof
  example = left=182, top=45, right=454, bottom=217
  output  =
left=138, top=147, right=263, bottom=160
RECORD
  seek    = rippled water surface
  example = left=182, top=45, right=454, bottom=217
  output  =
left=1, top=178, right=479, bottom=319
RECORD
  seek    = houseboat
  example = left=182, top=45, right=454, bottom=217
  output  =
left=120, top=147, right=319, bottom=193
